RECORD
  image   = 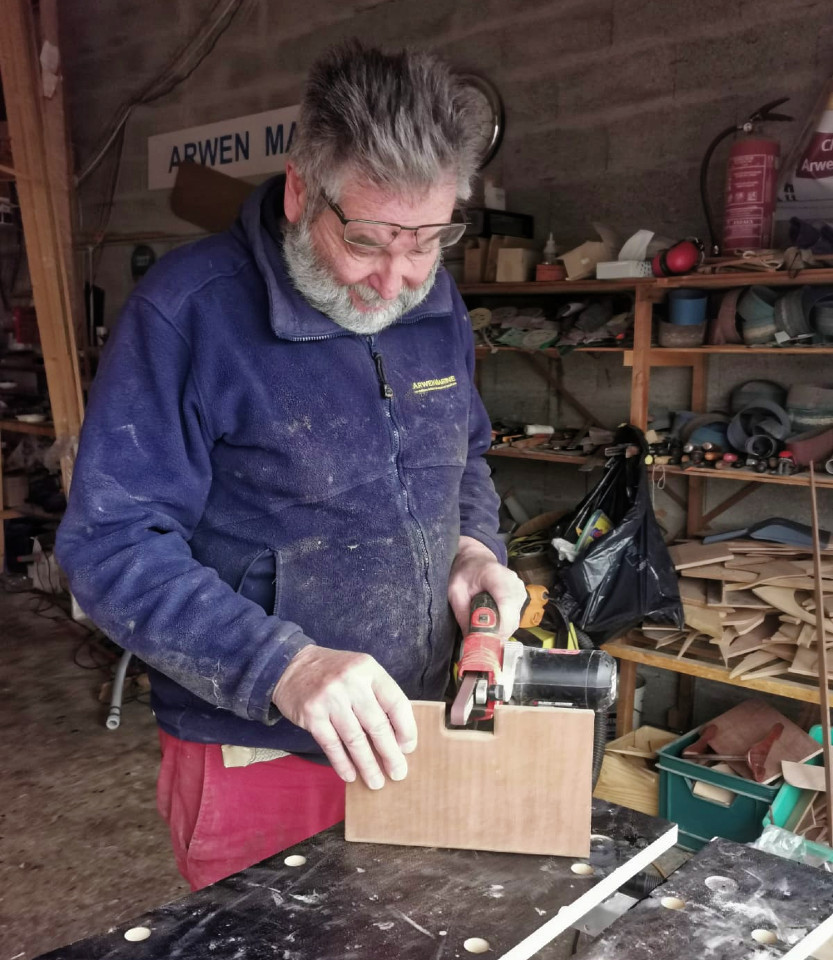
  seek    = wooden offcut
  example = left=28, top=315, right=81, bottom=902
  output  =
left=668, top=543, right=734, bottom=571
left=345, top=701, right=594, bottom=857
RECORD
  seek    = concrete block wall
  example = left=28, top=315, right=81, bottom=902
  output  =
left=58, top=0, right=833, bottom=534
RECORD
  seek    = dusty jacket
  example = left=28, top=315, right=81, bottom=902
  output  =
left=55, top=177, right=504, bottom=753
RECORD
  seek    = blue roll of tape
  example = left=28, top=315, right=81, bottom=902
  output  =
left=668, top=288, right=707, bottom=326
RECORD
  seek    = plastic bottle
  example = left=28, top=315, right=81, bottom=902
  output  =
left=541, top=232, right=557, bottom=264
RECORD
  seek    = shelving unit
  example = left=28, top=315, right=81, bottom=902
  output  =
left=462, top=270, right=833, bottom=735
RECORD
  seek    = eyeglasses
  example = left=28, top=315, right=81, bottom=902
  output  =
left=324, top=195, right=468, bottom=252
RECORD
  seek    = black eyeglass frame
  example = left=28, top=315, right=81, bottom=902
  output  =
left=323, top=195, right=469, bottom=251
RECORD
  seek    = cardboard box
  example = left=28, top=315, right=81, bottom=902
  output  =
left=2, top=472, right=28, bottom=508
left=496, top=247, right=539, bottom=282
left=593, top=725, right=677, bottom=817
left=463, top=238, right=489, bottom=283
left=484, top=235, right=539, bottom=283
left=559, top=225, right=618, bottom=280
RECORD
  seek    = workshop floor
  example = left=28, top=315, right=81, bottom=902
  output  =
left=0, top=582, right=187, bottom=960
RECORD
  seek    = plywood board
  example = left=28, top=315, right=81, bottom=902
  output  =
left=684, top=564, right=753, bottom=582
left=725, top=617, right=780, bottom=658
left=682, top=603, right=723, bottom=640
left=678, top=578, right=708, bottom=608
left=669, top=543, right=734, bottom=571
left=782, top=760, right=827, bottom=793
left=702, top=699, right=822, bottom=782
left=752, top=586, right=818, bottom=624
left=729, top=651, right=779, bottom=679
left=345, top=701, right=594, bottom=857
left=722, top=588, right=771, bottom=609
left=790, top=645, right=833, bottom=680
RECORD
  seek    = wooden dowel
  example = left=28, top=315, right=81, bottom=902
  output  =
left=809, top=461, right=833, bottom=832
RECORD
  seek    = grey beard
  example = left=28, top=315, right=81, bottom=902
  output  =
left=282, top=217, right=439, bottom=335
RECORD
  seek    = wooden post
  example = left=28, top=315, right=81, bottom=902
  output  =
left=0, top=0, right=84, bottom=494
left=629, top=286, right=653, bottom=429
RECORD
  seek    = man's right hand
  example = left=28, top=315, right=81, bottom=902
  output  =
left=272, top=646, right=417, bottom=790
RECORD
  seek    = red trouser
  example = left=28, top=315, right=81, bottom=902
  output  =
left=156, top=730, right=345, bottom=890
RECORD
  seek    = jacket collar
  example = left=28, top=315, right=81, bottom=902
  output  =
left=233, top=175, right=452, bottom=342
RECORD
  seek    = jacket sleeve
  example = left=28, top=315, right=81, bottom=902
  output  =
left=55, top=294, right=314, bottom=724
left=451, top=286, right=507, bottom=564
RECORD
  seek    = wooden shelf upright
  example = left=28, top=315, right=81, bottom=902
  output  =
left=0, top=0, right=85, bottom=571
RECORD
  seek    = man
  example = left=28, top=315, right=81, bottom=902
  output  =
left=56, top=40, right=525, bottom=890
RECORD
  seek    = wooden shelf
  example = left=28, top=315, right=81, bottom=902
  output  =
left=459, top=279, right=643, bottom=295
left=662, top=463, right=833, bottom=489
left=0, top=418, right=55, bottom=436
left=486, top=446, right=598, bottom=467
left=647, top=345, right=833, bottom=357
left=485, top=446, right=833, bottom=489
left=475, top=345, right=628, bottom=358
left=604, top=635, right=832, bottom=706
left=0, top=504, right=61, bottom=521
left=459, top=269, right=833, bottom=298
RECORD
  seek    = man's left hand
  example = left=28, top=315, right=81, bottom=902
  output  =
left=448, top=535, right=528, bottom=640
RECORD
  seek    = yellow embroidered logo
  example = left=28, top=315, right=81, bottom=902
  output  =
left=412, top=375, right=458, bottom=395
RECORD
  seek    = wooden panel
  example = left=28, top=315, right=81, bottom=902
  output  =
left=345, top=701, right=594, bottom=857
left=669, top=542, right=734, bottom=570
left=703, top=699, right=822, bottom=782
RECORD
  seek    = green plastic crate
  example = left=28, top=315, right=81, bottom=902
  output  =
left=763, top=724, right=833, bottom=865
left=657, top=726, right=781, bottom=851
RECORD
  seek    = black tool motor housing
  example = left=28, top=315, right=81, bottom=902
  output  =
left=510, top=647, right=617, bottom=712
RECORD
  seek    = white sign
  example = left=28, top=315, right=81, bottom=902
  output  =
left=147, top=104, right=300, bottom=190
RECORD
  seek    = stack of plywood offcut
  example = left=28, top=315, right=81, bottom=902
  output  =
left=641, top=539, right=833, bottom=684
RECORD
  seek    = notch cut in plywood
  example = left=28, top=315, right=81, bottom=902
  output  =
left=345, top=701, right=594, bottom=857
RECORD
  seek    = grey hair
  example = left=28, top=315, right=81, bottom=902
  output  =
left=290, top=40, right=482, bottom=213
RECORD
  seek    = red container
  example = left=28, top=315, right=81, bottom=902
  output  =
left=12, top=306, right=39, bottom=346
left=722, top=137, right=779, bottom=252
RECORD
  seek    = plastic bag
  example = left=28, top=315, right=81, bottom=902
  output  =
left=554, top=425, right=684, bottom=643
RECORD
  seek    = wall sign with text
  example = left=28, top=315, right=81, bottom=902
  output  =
left=147, top=104, right=300, bottom=190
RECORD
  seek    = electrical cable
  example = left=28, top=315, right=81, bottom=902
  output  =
left=76, top=0, right=246, bottom=187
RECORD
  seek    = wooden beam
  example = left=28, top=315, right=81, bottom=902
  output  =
left=628, top=287, right=653, bottom=429
left=521, top=353, right=607, bottom=429
left=699, top=482, right=759, bottom=529
left=809, top=463, right=833, bottom=832
left=0, top=0, right=84, bottom=493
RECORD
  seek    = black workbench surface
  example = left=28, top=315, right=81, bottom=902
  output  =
left=37, top=800, right=674, bottom=960
left=577, top=835, right=833, bottom=959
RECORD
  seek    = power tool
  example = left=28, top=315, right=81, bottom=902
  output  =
left=450, top=591, right=618, bottom=727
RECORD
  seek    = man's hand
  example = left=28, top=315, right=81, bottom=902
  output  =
left=272, top=646, right=417, bottom=790
left=448, top=535, right=528, bottom=639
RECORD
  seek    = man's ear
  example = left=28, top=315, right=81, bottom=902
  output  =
left=284, top=161, right=307, bottom=224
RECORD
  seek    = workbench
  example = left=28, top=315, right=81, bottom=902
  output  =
left=35, top=800, right=676, bottom=960
left=577, top=836, right=833, bottom=959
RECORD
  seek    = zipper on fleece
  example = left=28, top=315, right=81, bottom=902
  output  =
left=366, top=336, right=434, bottom=690
left=372, top=351, right=394, bottom=399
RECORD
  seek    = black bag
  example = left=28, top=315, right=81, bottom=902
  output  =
left=553, top=425, right=684, bottom=643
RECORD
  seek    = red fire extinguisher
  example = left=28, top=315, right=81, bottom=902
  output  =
left=722, top=137, right=780, bottom=251
left=700, top=98, right=793, bottom=255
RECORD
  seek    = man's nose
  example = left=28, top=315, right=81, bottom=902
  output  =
left=369, top=254, right=410, bottom=300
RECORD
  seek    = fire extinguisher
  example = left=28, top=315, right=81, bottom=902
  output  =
left=700, top=98, right=793, bottom=256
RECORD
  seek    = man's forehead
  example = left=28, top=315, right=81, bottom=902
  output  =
left=335, top=176, right=458, bottom=223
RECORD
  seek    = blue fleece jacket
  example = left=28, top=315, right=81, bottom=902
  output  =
left=55, top=177, right=504, bottom=754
